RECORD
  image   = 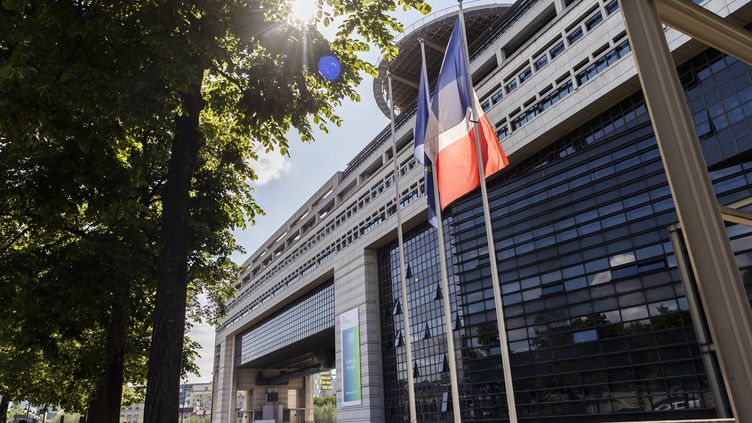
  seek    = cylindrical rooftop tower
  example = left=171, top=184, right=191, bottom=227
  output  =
left=373, top=2, right=513, bottom=117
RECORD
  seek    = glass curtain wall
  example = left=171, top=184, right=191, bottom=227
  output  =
left=378, top=48, right=752, bottom=423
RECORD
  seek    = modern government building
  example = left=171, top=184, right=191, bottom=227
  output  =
left=211, top=0, right=752, bottom=421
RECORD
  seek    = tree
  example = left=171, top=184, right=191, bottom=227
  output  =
left=314, top=394, right=336, bottom=423
left=0, top=2, right=216, bottom=419
left=1, top=1, right=431, bottom=423
left=0, top=395, right=9, bottom=423
left=109, top=2, right=430, bottom=422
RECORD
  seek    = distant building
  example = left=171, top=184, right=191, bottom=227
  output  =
left=120, top=382, right=212, bottom=423
left=120, top=402, right=144, bottom=423
left=312, top=370, right=335, bottom=397
left=181, top=382, right=213, bottom=416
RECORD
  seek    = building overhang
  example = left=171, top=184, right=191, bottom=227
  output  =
left=373, top=2, right=513, bottom=117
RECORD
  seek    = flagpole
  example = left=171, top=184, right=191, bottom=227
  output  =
left=419, top=39, right=463, bottom=423
left=387, top=72, right=419, bottom=423
left=456, top=2, right=518, bottom=422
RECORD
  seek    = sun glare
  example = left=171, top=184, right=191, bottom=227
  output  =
left=290, top=0, right=318, bottom=23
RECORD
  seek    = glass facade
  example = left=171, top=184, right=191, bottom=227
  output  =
left=378, top=48, right=752, bottom=422
left=236, top=281, right=334, bottom=366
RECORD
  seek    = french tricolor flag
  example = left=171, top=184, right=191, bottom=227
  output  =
left=424, top=17, right=509, bottom=210
left=414, top=49, right=438, bottom=228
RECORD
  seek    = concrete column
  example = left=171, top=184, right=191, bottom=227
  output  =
left=620, top=1, right=752, bottom=421
left=245, top=390, right=253, bottom=423
left=212, top=338, right=237, bottom=423
left=305, top=375, right=315, bottom=423
left=553, top=0, right=566, bottom=14
left=496, top=48, right=506, bottom=66
left=334, top=248, right=385, bottom=422
left=288, top=388, right=298, bottom=421
left=229, top=373, right=238, bottom=423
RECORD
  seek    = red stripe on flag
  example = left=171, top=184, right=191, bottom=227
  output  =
left=435, top=115, right=509, bottom=209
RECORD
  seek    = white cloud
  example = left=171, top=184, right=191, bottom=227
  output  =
left=186, top=321, right=216, bottom=384
left=253, top=150, right=292, bottom=186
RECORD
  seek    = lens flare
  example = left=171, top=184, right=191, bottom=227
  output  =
left=318, top=55, right=341, bottom=81
left=290, top=0, right=317, bottom=23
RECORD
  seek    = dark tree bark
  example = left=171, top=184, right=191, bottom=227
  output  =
left=0, top=394, right=10, bottom=423
left=87, top=284, right=130, bottom=423
left=143, top=81, right=205, bottom=423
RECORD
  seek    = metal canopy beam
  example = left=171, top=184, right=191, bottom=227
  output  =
left=420, top=37, right=446, bottom=54
left=655, top=0, right=752, bottom=67
left=388, top=71, right=419, bottom=89
left=620, top=1, right=752, bottom=421
left=720, top=206, right=752, bottom=227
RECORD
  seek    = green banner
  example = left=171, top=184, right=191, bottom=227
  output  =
left=341, top=307, right=362, bottom=406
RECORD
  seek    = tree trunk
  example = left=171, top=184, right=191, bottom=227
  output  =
left=143, top=81, right=204, bottom=423
left=0, top=394, right=10, bottom=423
left=87, top=284, right=130, bottom=423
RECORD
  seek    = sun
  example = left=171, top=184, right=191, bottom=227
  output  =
left=290, top=0, right=318, bottom=23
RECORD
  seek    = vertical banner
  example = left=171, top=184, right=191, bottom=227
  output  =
left=341, top=307, right=362, bottom=406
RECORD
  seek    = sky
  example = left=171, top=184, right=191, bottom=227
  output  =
left=185, top=0, right=480, bottom=384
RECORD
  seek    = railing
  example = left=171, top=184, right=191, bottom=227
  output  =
left=340, top=106, right=417, bottom=179
left=470, top=0, right=541, bottom=60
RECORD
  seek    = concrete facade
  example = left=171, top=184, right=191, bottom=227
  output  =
left=212, top=0, right=752, bottom=422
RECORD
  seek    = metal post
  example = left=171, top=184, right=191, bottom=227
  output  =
left=420, top=40, right=463, bottom=423
left=669, top=226, right=729, bottom=418
left=620, top=1, right=752, bottom=420
left=654, top=0, right=752, bottom=67
left=387, top=73, right=418, bottom=423
left=457, top=2, right=518, bottom=422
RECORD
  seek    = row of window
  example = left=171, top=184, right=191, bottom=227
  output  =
left=235, top=282, right=334, bottom=366
left=219, top=159, right=424, bottom=332
left=481, top=0, right=620, bottom=115
left=576, top=39, right=631, bottom=86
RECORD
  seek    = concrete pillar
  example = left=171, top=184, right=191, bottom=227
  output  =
left=229, top=376, right=238, bottom=423
left=553, top=0, right=566, bottom=14
left=242, top=390, right=252, bottom=423
left=334, top=248, right=385, bottom=422
left=212, top=338, right=237, bottom=423
left=496, top=48, right=506, bottom=66
left=305, top=375, right=315, bottom=423
left=288, top=388, right=298, bottom=422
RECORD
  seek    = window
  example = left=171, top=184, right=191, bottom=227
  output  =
left=505, top=79, right=518, bottom=94
left=605, top=0, right=619, bottom=15
left=491, top=89, right=504, bottom=104
left=377, top=47, right=752, bottom=422
left=534, top=54, right=549, bottom=71
left=574, top=329, right=598, bottom=343
left=550, top=41, right=565, bottom=59
left=576, top=40, right=631, bottom=85
left=519, top=67, right=533, bottom=83
left=481, top=99, right=491, bottom=112
left=585, top=11, right=604, bottom=31
left=496, top=125, right=509, bottom=141
left=510, top=80, right=574, bottom=130
left=567, top=27, right=584, bottom=45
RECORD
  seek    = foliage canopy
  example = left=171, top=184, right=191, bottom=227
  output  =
left=0, top=0, right=430, bottom=420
